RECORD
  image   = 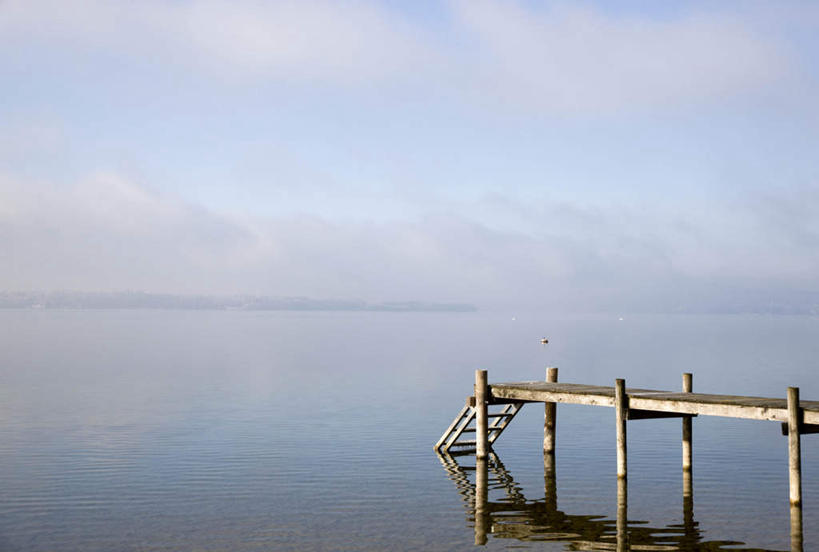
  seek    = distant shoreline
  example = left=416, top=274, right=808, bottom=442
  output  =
left=0, top=291, right=477, bottom=313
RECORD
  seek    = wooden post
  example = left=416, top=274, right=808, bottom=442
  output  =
left=682, top=372, right=693, bottom=477
left=615, top=378, right=628, bottom=479
left=788, top=387, right=802, bottom=507
left=475, top=370, right=489, bottom=459
left=543, top=367, right=558, bottom=473
left=789, top=386, right=804, bottom=552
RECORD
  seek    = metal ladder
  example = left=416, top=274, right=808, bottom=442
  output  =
left=434, top=399, right=524, bottom=454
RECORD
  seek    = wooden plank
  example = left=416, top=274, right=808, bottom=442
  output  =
left=490, top=381, right=819, bottom=423
left=629, top=393, right=791, bottom=421
left=467, top=395, right=526, bottom=407
left=490, top=382, right=656, bottom=407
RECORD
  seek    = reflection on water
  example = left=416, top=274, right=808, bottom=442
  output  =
left=790, top=504, right=802, bottom=552
left=438, top=451, right=793, bottom=551
left=2, top=311, right=816, bottom=550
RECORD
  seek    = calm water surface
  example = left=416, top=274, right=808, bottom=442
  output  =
left=0, top=310, right=818, bottom=551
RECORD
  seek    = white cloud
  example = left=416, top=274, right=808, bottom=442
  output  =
left=0, top=0, right=437, bottom=85
left=0, top=172, right=263, bottom=293
left=0, top=0, right=794, bottom=112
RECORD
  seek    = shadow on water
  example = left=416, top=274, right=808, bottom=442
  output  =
left=437, top=451, right=794, bottom=551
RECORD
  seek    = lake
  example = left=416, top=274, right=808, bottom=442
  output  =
left=0, top=310, right=817, bottom=551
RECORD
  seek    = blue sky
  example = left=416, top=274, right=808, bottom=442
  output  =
left=1, top=1, right=818, bottom=311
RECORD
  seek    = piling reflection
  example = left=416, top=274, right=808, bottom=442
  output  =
left=616, top=476, right=628, bottom=552
left=790, top=504, right=803, bottom=552
left=437, top=451, right=796, bottom=551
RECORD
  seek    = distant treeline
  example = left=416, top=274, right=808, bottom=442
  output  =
left=0, top=291, right=476, bottom=313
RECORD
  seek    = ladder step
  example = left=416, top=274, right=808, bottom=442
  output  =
left=487, top=412, right=514, bottom=418
left=450, top=440, right=477, bottom=447
left=461, top=426, right=505, bottom=433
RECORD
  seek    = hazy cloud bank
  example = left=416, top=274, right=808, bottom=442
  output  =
left=0, top=291, right=475, bottom=312
left=2, top=171, right=818, bottom=313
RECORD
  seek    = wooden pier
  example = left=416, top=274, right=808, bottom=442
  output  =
left=436, top=368, right=815, bottom=550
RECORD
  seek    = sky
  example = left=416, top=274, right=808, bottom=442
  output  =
left=1, top=0, right=818, bottom=312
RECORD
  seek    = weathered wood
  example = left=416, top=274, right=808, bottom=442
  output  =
left=489, top=381, right=819, bottom=423
left=615, top=379, right=627, bottom=479
left=476, top=370, right=489, bottom=459
left=544, top=367, right=558, bottom=457
left=444, top=408, right=475, bottom=452
left=435, top=404, right=470, bottom=451
left=682, top=373, right=693, bottom=473
left=789, top=386, right=805, bottom=551
left=788, top=387, right=802, bottom=507
left=488, top=403, right=523, bottom=445
left=467, top=395, right=522, bottom=407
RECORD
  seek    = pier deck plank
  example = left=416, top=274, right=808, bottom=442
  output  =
left=490, top=381, right=819, bottom=424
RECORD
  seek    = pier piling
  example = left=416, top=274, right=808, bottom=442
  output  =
left=475, top=370, right=488, bottom=459
left=543, top=367, right=558, bottom=472
left=682, top=372, right=693, bottom=476
left=615, top=378, right=628, bottom=479
left=788, top=386, right=804, bottom=552
left=788, top=386, right=802, bottom=506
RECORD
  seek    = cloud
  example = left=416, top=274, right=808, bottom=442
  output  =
left=0, top=0, right=794, bottom=112
left=450, top=1, right=790, bottom=112
left=0, top=0, right=437, bottom=85
left=0, top=172, right=261, bottom=293
left=3, top=171, right=819, bottom=312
